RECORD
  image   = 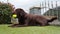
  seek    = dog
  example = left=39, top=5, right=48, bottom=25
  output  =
left=11, top=8, right=57, bottom=27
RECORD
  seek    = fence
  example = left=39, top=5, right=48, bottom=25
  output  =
left=30, top=1, right=60, bottom=21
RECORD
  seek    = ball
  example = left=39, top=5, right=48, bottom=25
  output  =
left=12, top=14, right=17, bottom=18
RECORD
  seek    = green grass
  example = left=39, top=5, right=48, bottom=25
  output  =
left=0, top=24, right=60, bottom=34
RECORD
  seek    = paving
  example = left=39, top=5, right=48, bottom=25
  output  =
left=49, top=20, right=60, bottom=25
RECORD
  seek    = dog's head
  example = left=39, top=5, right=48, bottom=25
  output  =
left=15, top=8, right=26, bottom=16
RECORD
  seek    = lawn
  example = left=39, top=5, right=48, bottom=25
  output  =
left=0, top=24, right=60, bottom=34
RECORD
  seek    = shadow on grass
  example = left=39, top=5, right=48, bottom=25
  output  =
left=8, top=24, right=60, bottom=28
left=0, top=24, right=59, bottom=28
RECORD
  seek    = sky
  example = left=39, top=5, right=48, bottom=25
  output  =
left=0, top=0, right=60, bottom=13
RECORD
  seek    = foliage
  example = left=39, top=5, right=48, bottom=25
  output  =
left=0, top=2, right=14, bottom=24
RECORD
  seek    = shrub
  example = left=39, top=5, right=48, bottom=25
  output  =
left=0, top=2, right=14, bottom=24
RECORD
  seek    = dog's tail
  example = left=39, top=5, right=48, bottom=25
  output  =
left=47, top=16, right=57, bottom=22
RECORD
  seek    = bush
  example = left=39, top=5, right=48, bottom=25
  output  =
left=0, top=2, right=14, bottom=24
